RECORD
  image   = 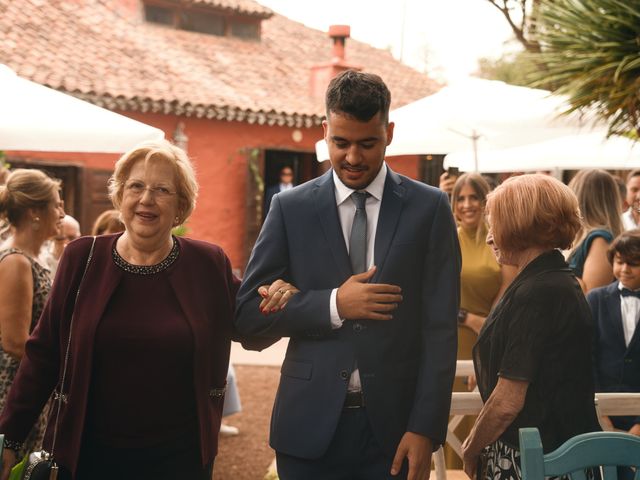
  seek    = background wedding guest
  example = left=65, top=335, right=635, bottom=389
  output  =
left=220, top=364, right=242, bottom=437
left=264, top=165, right=294, bottom=217
left=463, top=174, right=600, bottom=480
left=622, top=170, right=640, bottom=231
left=567, top=169, right=623, bottom=292
left=0, top=169, right=65, bottom=459
left=587, top=230, right=640, bottom=436
left=40, top=214, right=81, bottom=277
left=91, top=209, right=125, bottom=236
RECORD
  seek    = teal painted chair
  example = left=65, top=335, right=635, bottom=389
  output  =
left=519, top=428, right=640, bottom=480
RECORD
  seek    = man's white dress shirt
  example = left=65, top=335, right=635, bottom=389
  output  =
left=622, top=209, right=639, bottom=231
left=618, top=282, right=640, bottom=347
left=329, top=163, right=387, bottom=392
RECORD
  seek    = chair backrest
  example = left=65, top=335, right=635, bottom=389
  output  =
left=519, top=428, right=640, bottom=480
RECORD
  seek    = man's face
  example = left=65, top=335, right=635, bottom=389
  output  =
left=280, top=168, right=293, bottom=184
left=627, top=175, right=640, bottom=214
left=61, top=220, right=80, bottom=245
left=323, top=111, right=394, bottom=191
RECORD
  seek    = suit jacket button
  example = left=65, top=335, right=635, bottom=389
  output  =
left=340, top=370, right=349, bottom=380
left=353, top=323, right=363, bottom=332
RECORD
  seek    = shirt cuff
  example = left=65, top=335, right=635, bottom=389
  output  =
left=329, top=288, right=344, bottom=329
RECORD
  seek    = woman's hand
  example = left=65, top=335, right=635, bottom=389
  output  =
left=461, top=437, right=479, bottom=480
left=463, top=313, right=485, bottom=335
left=0, top=449, right=17, bottom=480
left=258, top=279, right=299, bottom=314
left=439, top=172, right=457, bottom=194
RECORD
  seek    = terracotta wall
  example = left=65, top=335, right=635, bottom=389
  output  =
left=6, top=111, right=422, bottom=272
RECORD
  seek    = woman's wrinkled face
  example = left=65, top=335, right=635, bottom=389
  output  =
left=486, top=216, right=516, bottom=266
left=455, top=183, right=484, bottom=230
left=119, top=158, right=180, bottom=243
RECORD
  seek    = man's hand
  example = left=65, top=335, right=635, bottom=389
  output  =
left=258, top=279, right=299, bottom=313
left=336, top=266, right=402, bottom=321
left=391, top=432, right=433, bottom=479
left=629, top=423, right=640, bottom=436
left=0, top=449, right=17, bottom=480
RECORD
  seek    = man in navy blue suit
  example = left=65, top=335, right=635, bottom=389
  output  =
left=236, top=70, right=460, bottom=479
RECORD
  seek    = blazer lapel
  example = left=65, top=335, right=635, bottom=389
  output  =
left=313, top=170, right=351, bottom=280
left=373, top=168, right=405, bottom=280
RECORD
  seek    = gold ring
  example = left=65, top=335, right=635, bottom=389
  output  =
left=277, top=289, right=286, bottom=295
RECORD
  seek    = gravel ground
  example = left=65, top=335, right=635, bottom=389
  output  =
left=213, top=365, right=280, bottom=480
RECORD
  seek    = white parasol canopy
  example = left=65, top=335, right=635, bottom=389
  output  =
left=444, top=132, right=640, bottom=173
left=315, top=77, right=608, bottom=171
left=0, top=64, right=164, bottom=153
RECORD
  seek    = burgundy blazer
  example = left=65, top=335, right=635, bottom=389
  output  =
left=0, top=234, right=255, bottom=477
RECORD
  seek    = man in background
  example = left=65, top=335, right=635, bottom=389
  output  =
left=264, top=166, right=294, bottom=216
left=622, top=170, right=640, bottom=230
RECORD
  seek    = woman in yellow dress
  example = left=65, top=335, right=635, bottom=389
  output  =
left=444, top=173, right=516, bottom=468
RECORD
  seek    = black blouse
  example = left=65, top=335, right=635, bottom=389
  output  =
left=473, top=250, right=601, bottom=452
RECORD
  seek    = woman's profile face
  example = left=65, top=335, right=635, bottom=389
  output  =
left=41, top=190, right=65, bottom=238
left=119, top=158, right=180, bottom=242
left=455, top=183, right=484, bottom=231
left=486, top=218, right=517, bottom=267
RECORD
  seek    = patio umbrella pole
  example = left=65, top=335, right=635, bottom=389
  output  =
left=472, top=129, right=479, bottom=172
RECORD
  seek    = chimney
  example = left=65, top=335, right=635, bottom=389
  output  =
left=310, top=25, right=361, bottom=98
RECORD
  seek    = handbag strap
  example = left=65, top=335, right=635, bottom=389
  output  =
left=48, top=236, right=97, bottom=458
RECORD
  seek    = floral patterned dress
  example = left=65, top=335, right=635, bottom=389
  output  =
left=0, top=248, right=52, bottom=458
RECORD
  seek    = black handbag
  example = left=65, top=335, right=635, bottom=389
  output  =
left=20, top=236, right=97, bottom=480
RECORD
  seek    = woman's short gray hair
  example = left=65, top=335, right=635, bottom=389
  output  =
left=108, top=139, right=198, bottom=225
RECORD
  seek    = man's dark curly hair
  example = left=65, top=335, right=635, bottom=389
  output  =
left=325, top=70, right=391, bottom=124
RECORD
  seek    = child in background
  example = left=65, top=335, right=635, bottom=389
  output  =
left=587, top=229, right=640, bottom=439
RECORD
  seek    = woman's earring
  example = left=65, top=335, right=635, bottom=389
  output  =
left=174, top=216, right=180, bottom=226
left=32, top=216, right=41, bottom=231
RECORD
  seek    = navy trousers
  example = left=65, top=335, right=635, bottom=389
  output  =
left=276, top=408, right=409, bottom=480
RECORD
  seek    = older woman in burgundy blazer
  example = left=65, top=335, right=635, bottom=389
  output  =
left=0, top=140, right=267, bottom=480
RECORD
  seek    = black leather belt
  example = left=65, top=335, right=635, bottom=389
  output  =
left=343, top=391, right=365, bottom=409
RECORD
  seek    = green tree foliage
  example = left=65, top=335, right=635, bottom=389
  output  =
left=476, top=51, right=539, bottom=86
left=531, top=0, right=640, bottom=136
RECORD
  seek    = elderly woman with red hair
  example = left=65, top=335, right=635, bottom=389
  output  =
left=462, top=174, right=601, bottom=480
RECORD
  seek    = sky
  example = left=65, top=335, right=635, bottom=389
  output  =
left=256, top=0, right=519, bottom=82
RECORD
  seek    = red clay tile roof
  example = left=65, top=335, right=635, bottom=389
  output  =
left=191, top=0, right=273, bottom=18
left=0, top=0, right=440, bottom=127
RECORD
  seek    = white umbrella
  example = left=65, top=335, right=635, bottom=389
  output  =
left=444, top=132, right=640, bottom=173
left=315, top=78, right=606, bottom=169
left=0, top=64, right=164, bottom=153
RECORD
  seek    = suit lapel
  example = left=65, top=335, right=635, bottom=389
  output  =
left=373, top=169, right=405, bottom=280
left=313, top=170, right=351, bottom=280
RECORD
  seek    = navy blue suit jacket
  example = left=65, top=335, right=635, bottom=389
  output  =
left=587, top=281, right=640, bottom=426
left=235, top=167, right=460, bottom=459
